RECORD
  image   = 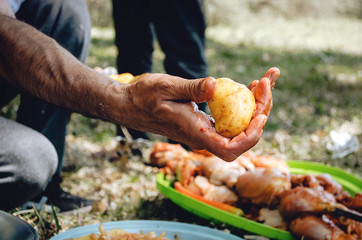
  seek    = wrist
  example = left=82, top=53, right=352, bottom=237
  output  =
left=93, top=80, right=131, bottom=125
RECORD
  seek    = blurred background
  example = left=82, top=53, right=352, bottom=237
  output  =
left=2, top=0, right=361, bottom=238
left=77, top=0, right=362, bottom=171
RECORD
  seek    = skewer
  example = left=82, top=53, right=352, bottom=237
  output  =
left=332, top=206, right=362, bottom=222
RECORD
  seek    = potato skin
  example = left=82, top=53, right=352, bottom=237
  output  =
left=207, top=78, right=256, bottom=138
left=109, top=72, right=135, bottom=83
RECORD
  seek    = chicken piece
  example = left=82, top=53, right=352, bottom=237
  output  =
left=174, top=159, right=201, bottom=187
left=291, top=173, right=345, bottom=198
left=235, top=154, right=255, bottom=170
left=279, top=187, right=340, bottom=220
left=159, top=156, right=201, bottom=187
left=201, top=156, right=246, bottom=188
left=289, top=215, right=357, bottom=240
left=183, top=176, right=204, bottom=196
left=149, top=142, right=205, bottom=167
left=327, top=215, right=362, bottom=238
left=316, top=174, right=344, bottom=197
left=243, top=151, right=289, bottom=173
left=338, top=193, right=362, bottom=213
left=191, top=176, right=239, bottom=204
left=291, top=174, right=323, bottom=190
left=235, top=168, right=291, bottom=207
left=149, top=142, right=189, bottom=167
left=257, top=208, right=287, bottom=230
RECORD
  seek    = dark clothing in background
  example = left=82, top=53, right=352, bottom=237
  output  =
left=112, top=0, right=208, bottom=140
left=0, top=0, right=91, bottom=210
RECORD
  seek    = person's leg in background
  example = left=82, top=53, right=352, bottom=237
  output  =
left=112, top=0, right=154, bottom=140
left=112, top=0, right=208, bottom=80
left=112, top=0, right=208, bottom=144
left=152, top=0, right=208, bottom=112
left=12, top=0, right=93, bottom=211
left=152, top=0, right=208, bottom=147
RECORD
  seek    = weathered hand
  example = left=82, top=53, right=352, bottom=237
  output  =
left=249, top=67, right=280, bottom=117
left=122, top=73, right=217, bottom=144
left=125, top=68, right=279, bottom=162
left=210, top=67, right=279, bottom=161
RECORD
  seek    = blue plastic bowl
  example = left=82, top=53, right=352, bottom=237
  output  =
left=50, top=220, right=243, bottom=240
left=0, top=210, right=39, bottom=240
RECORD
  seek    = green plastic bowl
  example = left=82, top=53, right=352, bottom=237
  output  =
left=156, top=160, right=362, bottom=240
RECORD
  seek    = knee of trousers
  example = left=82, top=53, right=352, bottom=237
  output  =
left=17, top=0, right=91, bottom=63
left=55, top=0, right=92, bottom=62
left=4, top=142, right=58, bottom=191
left=0, top=119, right=58, bottom=208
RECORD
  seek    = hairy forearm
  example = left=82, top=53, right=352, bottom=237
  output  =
left=0, top=15, right=127, bottom=124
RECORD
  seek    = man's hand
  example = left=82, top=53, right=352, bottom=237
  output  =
left=249, top=67, right=279, bottom=118
left=124, top=68, right=279, bottom=162
left=0, top=9, right=278, bottom=161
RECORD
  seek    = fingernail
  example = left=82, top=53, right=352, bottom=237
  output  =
left=202, top=77, right=215, bottom=92
left=270, top=70, right=280, bottom=80
left=262, top=115, right=268, bottom=127
left=201, top=79, right=207, bottom=91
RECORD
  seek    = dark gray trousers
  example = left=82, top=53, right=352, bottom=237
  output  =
left=0, top=0, right=91, bottom=210
left=112, top=0, right=208, bottom=140
left=0, top=117, right=57, bottom=210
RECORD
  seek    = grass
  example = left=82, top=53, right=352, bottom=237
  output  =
left=81, top=20, right=362, bottom=173
left=3, top=14, right=361, bottom=239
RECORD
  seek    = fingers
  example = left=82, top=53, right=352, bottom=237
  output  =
left=231, top=114, right=267, bottom=148
left=228, top=115, right=267, bottom=161
left=262, top=67, right=280, bottom=89
left=252, top=67, right=280, bottom=117
left=249, top=80, right=258, bottom=94
left=175, top=76, right=217, bottom=103
left=251, top=79, right=271, bottom=117
left=187, top=68, right=279, bottom=161
left=245, top=114, right=267, bottom=138
left=139, top=71, right=277, bottom=163
left=197, top=114, right=267, bottom=162
left=249, top=67, right=279, bottom=92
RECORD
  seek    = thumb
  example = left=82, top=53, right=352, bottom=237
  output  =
left=177, top=77, right=216, bottom=103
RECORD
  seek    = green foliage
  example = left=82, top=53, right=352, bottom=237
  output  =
left=87, top=28, right=117, bottom=68
left=86, top=0, right=362, bottom=29
left=206, top=40, right=362, bottom=136
left=85, top=0, right=113, bottom=28
left=0, top=96, right=20, bottom=119
left=80, top=25, right=362, bottom=173
left=67, top=113, right=116, bottom=143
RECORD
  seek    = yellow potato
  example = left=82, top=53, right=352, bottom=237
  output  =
left=128, top=73, right=146, bottom=84
left=109, top=72, right=145, bottom=84
left=207, top=78, right=256, bottom=138
left=109, top=72, right=135, bottom=84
